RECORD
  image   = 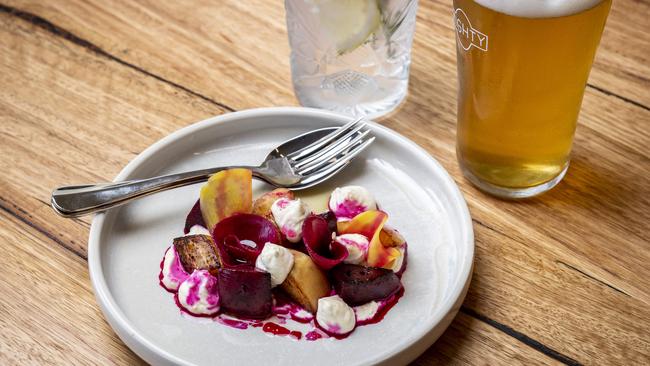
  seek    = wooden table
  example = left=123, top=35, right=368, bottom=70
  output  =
left=1, top=1, right=648, bottom=364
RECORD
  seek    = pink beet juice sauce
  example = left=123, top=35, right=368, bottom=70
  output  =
left=159, top=246, right=189, bottom=293
left=331, top=198, right=368, bottom=220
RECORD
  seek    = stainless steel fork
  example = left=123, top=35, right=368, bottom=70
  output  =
left=51, top=118, right=375, bottom=217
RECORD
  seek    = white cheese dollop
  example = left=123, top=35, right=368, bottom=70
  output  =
left=186, top=225, right=210, bottom=236
left=271, top=198, right=311, bottom=243
left=316, top=295, right=356, bottom=335
left=334, top=233, right=370, bottom=265
left=177, top=270, right=220, bottom=316
left=255, top=243, right=294, bottom=287
left=160, top=245, right=189, bottom=291
left=328, top=186, right=377, bottom=220
left=354, top=301, right=380, bottom=323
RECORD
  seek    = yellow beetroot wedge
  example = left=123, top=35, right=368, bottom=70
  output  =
left=281, top=249, right=330, bottom=313
left=200, top=169, right=253, bottom=231
left=338, top=210, right=400, bottom=269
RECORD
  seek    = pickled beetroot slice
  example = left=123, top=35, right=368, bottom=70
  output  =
left=184, top=200, right=206, bottom=234
left=217, top=267, right=272, bottom=319
left=317, top=211, right=338, bottom=234
left=302, top=215, right=348, bottom=270
left=222, top=234, right=261, bottom=266
left=330, top=264, right=401, bottom=306
left=213, top=214, right=280, bottom=267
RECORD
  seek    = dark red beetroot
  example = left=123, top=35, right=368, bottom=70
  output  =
left=302, top=215, right=348, bottom=270
left=317, top=211, right=338, bottom=235
left=330, top=264, right=401, bottom=306
left=217, top=267, right=272, bottom=319
left=213, top=214, right=280, bottom=267
left=184, top=200, right=206, bottom=234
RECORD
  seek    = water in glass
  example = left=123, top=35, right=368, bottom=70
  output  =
left=285, top=0, right=418, bottom=118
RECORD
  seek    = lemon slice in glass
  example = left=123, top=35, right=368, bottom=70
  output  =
left=315, top=0, right=381, bottom=54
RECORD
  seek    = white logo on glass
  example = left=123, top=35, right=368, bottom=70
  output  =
left=453, top=8, right=488, bottom=52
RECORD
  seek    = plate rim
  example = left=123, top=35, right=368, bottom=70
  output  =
left=88, top=106, right=474, bottom=365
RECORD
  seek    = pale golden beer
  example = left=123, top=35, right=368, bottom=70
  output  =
left=453, top=0, right=611, bottom=197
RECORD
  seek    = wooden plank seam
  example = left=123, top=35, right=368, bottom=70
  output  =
left=0, top=3, right=235, bottom=114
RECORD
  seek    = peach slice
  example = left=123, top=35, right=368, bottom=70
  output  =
left=199, top=169, right=253, bottom=231
left=338, top=210, right=400, bottom=269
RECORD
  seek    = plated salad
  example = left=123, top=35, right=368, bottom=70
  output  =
left=159, top=168, right=407, bottom=340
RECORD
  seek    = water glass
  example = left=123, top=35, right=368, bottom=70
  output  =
left=285, top=0, right=418, bottom=118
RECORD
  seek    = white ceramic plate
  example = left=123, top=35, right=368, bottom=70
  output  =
left=88, top=107, right=474, bottom=366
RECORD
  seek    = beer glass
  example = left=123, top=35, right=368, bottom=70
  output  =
left=453, top=0, right=611, bottom=198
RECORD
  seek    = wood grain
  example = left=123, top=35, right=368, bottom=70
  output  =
left=586, top=0, right=650, bottom=107
left=5, top=0, right=648, bottom=107
left=0, top=10, right=564, bottom=365
left=414, top=312, right=563, bottom=366
left=0, top=9, right=227, bottom=255
left=0, top=0, right=648, bottom=365
left=0, top=210, right=145, bottom=365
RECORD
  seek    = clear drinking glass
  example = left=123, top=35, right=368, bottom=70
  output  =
left=285, top=0, right=418, bottom=118
left=453, top=0, right=611, bottom=198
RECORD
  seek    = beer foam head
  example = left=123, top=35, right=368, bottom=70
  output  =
left=473, top=0, right=603, bottom=18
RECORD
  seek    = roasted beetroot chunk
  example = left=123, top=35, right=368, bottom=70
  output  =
left=213, top=214, right=280, bottom=267
left=330, top=264, right=401, bottom=306
left=217, top=267, right=272, bottom=319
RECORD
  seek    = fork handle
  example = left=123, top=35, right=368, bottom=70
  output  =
left=51, top=165, right=255, bottom=217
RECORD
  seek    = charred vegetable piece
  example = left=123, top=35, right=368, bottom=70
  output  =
left=173, top=234, right=221, bottom=276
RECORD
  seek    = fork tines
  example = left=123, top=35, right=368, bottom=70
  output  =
left=287, top=118, right=375, bottom=182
